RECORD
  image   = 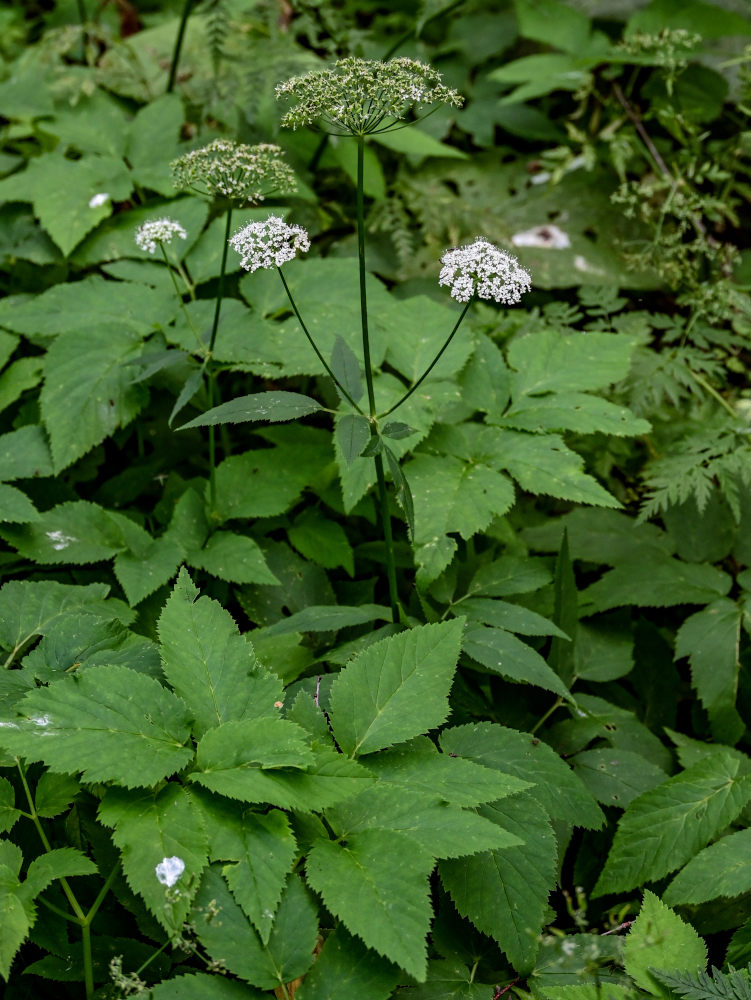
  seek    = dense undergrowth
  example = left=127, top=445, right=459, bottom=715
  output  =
left=1, top=0, right=751, bottom=997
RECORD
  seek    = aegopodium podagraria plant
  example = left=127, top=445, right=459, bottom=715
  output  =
left=163, top=141, right=298, bottom=514
left=177, top=58, right=531, bottom=623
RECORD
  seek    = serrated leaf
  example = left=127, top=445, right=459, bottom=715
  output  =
left=581, top=556, right=731, bottom=614
left=0, top=869, right=29, bottom=982
left=1, top=501, right=131, bottom=565
left=623, top=891, right=707, bottom=998
left=550, top=529, right=577, bottom=686
left=336, top=414, right=371, bottom=465
left=98, top=784, right=208, bottom=931
left=675, top=599, right=744, bottom=745
left=187, top=531, right=279, bottom=586
left=440, top=792, right=557, bottom=973
left=461, top=598, right=567, bottom=637
left=220, top=810, right=297, bottom=944
left=0, top=778, right=18, bottom=834
left=158, top=569, right=282, bottom=736
left=326, top=783, right=520, bottom=859
left=21, top=847, right=97, bottom=902
left=440, top=722, right=604, bottom=830
left=126, top=93, right=184, bottom=196
left=0, top=357, right=44, bottom=418
left=40, top=324, right=147, bottom=472
left=194, top=869, right=318, bottom=990
left=382, top=422, right=416, bottom=439
left=328, top=619, right=464, bottom=757
left=0, top=484, right=38, bottom=524
left=463, top=624, right=574, bottom=701
left=572, top=749, right=668, bottom=810
left=297, top=924, right=401, bottom=1000
left=34, top=772, right=80, bottom=818
left=401, top=958, right=499, bottom=999
left=331, top=336, right=364, bottom=404
left=114, top=534, right=183, bottom=606
left=256, top=604, right=390, bottom=639
left=168, top=368, right=204, bottom=427
left=384, top=444, right=415, bottom=538
left=361, top=737, right=531, bottom=807
left=151, top=972, right=267, bottom=998
left=502, top=392, right=650, bottom=436
left=193, top=743, right=372, bottom=812
left=664, top=828, right=751, bottom=906
left=0, top=665, right=193, bottom=787
left=467, top=555, right=552, bottom=598
left=288, top=508, right=355, bottom=576
left=180, top=391, right=321, bottom=429
left=507, top=330, right=636, bottom=396
left=306, top=829, right=433, bottom=980
left=594, top=752, right=751, bottom=897
left=0, top=425, right=53, bottom=482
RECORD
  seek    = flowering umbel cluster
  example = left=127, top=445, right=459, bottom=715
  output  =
left=229, top=215, right=310, bottom=273
left=439, top=239, right=532, bottom=304
left=171, top=139, right=297, bottom=204
left=276, top=57, right=463, bottom=135
left=134, top=218, right=187, bottom=255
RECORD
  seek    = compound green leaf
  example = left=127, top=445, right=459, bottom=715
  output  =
left=462, top=598, right=567, bottom=637
left=623, top=891, right=706, bottom=998
left=328, top=619, right=464, bottom=757
left=400, top=958, right=499, bottom=999
left=40, top=324, right=148, bottom=472
left=581, top=556, right=731, bottom=614
left=664, top=828, right=751, bottom=906
left=114, top=534, right=183, bottom=606
left=158, top=569, right=282, bottom=736
left=675, top=599, right=744, bottom=745
left=98, top=784, right=208, bottom=931
left=463, top=624, right=573, bottom=701
left=440, top=723, right=604, bottom=830
left=440, top=792, right=557, bottom=973
left=21, top=847, right=97, bottom=902
left=180, top=391, right=322, bottom=429
left=220, top=810, right=297, bottom=944
left=1, top=501, right=131, bottom=565
left=256, top=604, right=390, bottom=638
left=195, top=868, right=318, bottom=990
left=594, top=752, right=751, bottom=897
left=297, top=924, right=401, bottom=1000
left=336, top=414, right=371, bottom=466
left=0, top=665, right=193, bottom=787
left=34, top=772, right=80, bottom=818
left=507, top=331, right=636, bottom=396
left=306, top=830, right=434, bottom=980
left=502, top=393, right=650, bottom=437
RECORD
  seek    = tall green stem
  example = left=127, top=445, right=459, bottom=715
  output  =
left=206, top=207, right=232, bottom=517
left=380, top=299, right=472, bottom=419
left=159, top=244, right=205, bottom=355
left=167, top=0, right=197, bottom=92
left=356, top=136, right=400, bottom=622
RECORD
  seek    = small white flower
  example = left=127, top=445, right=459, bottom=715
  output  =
left=155, top=856, right=185, bottom=887
left=229, top=215, right=310, bottom=273
left=135, top=218, right=188, bottom=255
left=89, top=192, right=109, bottom=208
left=439, top=238, right=532, bottom=304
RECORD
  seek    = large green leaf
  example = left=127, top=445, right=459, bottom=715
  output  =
left=186, top=531, right=279, bottom=586
left=0, top=484, right=38, bottom=524
left=255, top=604, right=390, bottom=639
left=195, top=868, right=318, bottom=990
left=462, top=624, right=573, bottom=701
left=581, top=556, right=731, bottom=614
left=180, top=391, right=322, bottom=430
left=1, top=501, right=136, bottom=565
left=664, top=828, right=751, bottom=906
left=440, top=723, right=604, bottom=830
left=440, top=792, right=558, bottom=973
left=151, top=972, right=266, bottom=998
left=594, top=752, right=751, bottom=896
left=501, top=393, right=649, bottom=437
left=675, top=599, right=744, bottom=745
left=40, top=324, right=148, bottom=472
left=400, top=959, right=499, bottom=1000
left=507, top=331, right=637, bottom=397
left=623, top=891, right=706, bottom=998
left=126, top=94, right=184, bottom=196
left=158, top=569, right=282, bottom=737
left=306, top=830, right=434, bottom=980
left=0, top=666, right=193, bottom=787
left=328, top=620, right=465, bottom=757
left=572, top=749, right=668, bottom=810
left=0, top=425, right=53, bottom=482
left=297, top=925, right=401, bottom=1000
left=98, top=784, right=208, bottom=931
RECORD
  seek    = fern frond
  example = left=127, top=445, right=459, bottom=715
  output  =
left=651, top=964, right=751, bottom=1000
left=205, top=0, right=229, bottom=75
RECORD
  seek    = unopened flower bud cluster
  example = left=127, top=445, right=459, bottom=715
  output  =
left=276, top=56, right=463, bottom=135
left=230, top=215, right=310, bottom=272
left=135, top=218, right=187, bottom=254
left=439, top=239, right=532, bottom=304
left=171, top=139, right=297, bottom=204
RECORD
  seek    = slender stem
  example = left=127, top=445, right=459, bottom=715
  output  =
left=380, top=300, right=472, bottom=418
left=276, top=269, right=365, bottom=414
left=205, top=207, right=232, bottom=519
left=39, top=896, right=81, bottom=923
left=135, top=939, right=170, bottom=977
left=84, top=861, right=120, bottom=925
left=209, top=207, right=232, bottom=354
left=207, top=369, right=217, bottom=516
left=167, top=0, right=197, bottom=93
left=356, top=135, right=400, bottom=622
left=159, top=244, right=206, bottom=356
left=174, top=258, right=196, bottom=300
left=530, top=696, right=565, bottom=735
left=688, top=368, right=737, bottom=418
left=82, top=922, right=94, bottom=999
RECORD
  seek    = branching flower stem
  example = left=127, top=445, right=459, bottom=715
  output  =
left=16, top=760, right=120, bottom=1000
left=380, top=300, right=472, bottom=419
left=207, top=207, right=233, bottom=517
left=276, top=269, right=365, bottom=415
left=357, top=136, right=400, bottom=623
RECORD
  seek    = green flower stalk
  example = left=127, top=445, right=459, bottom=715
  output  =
left=276, top=56, right=463, bottom=135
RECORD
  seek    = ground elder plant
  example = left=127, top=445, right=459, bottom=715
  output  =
left=1, top=2, right=751, bottom=998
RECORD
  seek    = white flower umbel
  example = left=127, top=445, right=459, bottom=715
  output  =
left=276, top=56, right=463, bottom=135
left=135, top=218, right=187, bottom=255
left=439, top=239, right=532, bottom=304
left=171, top=139, right=297, bottom=204
left=229, top=215, right=310, bottom=273
left=155, top=856, right=185, bottom=887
